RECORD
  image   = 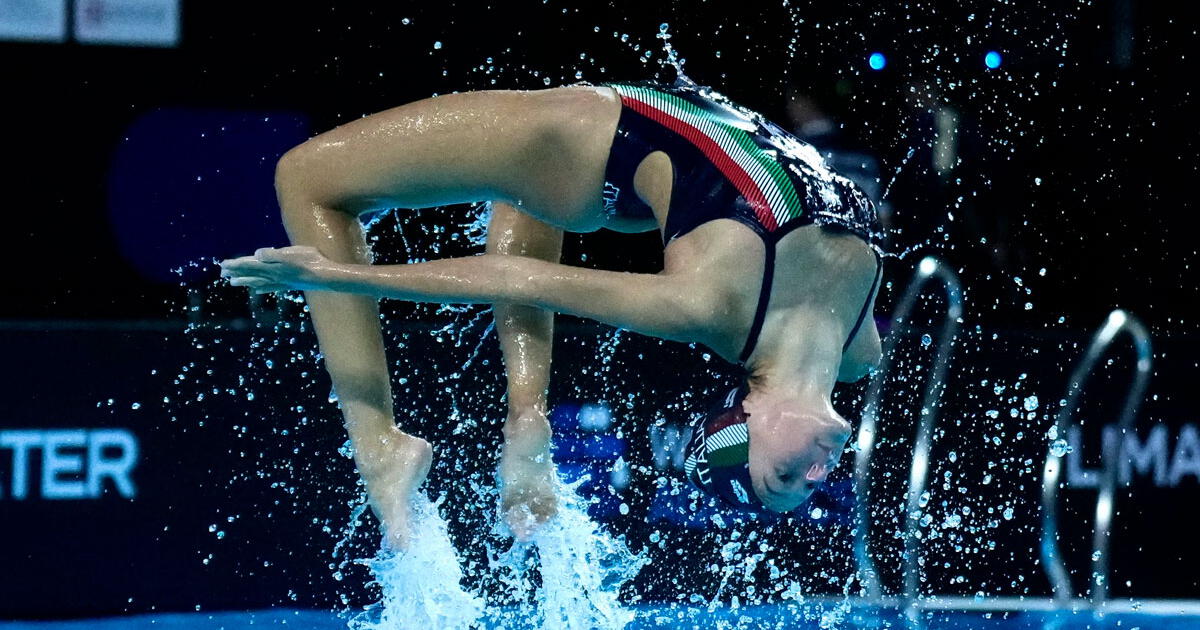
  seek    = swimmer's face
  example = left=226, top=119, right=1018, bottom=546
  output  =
left=744, top=396, right=852, bottom=513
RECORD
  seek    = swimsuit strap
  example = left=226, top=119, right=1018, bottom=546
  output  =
left=738, top=240, right=776, bottom=363
left=739, top=245, right=882, bottom=364
left=842, top=251, right=884, bottom=353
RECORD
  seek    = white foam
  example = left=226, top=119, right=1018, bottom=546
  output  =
left=347, top=495, right=484, bottom=630
left=527, top=478, right=647, bottom=630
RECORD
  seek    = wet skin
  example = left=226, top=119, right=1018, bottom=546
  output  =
left=221, top=84, right=882, bottom=546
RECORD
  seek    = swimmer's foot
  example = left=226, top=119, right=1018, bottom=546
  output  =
left=498, top=413, right=558, bottom=542
left=357, top=430, right=433, bottom=553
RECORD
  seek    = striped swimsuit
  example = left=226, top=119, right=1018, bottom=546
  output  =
left=598, top=79, right=883, bottom=364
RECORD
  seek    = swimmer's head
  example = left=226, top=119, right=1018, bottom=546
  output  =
left=683, top=386, right=851, bottom=513
left=743, top=392, right=851, bottom=512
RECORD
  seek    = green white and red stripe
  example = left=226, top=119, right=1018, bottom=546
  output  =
left=610, top=84, right=805, bottom=232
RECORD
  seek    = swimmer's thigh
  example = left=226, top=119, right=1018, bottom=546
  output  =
left=275, top=86, right=621, bottom=230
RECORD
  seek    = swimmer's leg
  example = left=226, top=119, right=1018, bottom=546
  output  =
left=273, top=86, right=621, bottom=230
left=264, top=87, right=617, bottom=548
left=275, top=195, right=431, bottom=552
left=486, top=201, right=562, bottom=541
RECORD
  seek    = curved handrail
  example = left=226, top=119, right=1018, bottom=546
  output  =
left=853, top=256, right=963, bottom=601
left=1040, top=309, right=1153, bottom=606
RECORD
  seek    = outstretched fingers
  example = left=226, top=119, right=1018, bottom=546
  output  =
left=220, top=256, right=279, bottom=292
left=219, top=246, right=329, bottom=293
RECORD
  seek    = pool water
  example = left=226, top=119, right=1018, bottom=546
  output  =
left=4, top=607, right=1198, bottom=630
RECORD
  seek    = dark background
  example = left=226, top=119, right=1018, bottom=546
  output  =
left=2, top=0, right=1197, bottom=620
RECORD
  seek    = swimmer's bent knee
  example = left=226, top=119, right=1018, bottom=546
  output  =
left=274, top=144, right=322, bottom=202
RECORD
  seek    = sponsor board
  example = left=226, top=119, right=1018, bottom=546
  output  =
left=0, top=0, right=66, bottom=42
left=74, top=0, right=178, bottom=47
left=0, top=428, right=138, bottom=500
left=1067, top=423, right=1200, bottom=488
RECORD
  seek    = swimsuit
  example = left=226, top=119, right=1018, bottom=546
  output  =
left=598, top=79, right=884, bottom=363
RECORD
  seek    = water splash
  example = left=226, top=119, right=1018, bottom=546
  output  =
left=347, top=495, right=484, bottom=630
left=881, top=145, right=918, bottom=203
left=656, top=23, right=692, bottom=86
left=332, top=492, right=372, bottom=581
left=496, top=477, right=647, bottom=630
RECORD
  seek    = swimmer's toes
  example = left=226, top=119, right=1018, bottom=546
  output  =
left=383, top=517, right=412, bottom=553
left=528, top=492, right=558, bottom=522
left=502, top=488, right=558, bottom=541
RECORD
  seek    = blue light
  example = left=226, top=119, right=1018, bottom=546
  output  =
left=868, top=52, right=886, bottom=71
left=985, top=50, right=1002, bottom=69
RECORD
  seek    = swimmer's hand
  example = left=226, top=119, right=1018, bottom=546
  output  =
left=219, top=246, right=333, bottom=293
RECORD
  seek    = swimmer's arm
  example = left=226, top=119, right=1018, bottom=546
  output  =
left=321, top=254, right=709, bottom=344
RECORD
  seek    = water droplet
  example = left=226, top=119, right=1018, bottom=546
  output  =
left=433, top=41, right=443, bottom=50
left=921, top=333, right=933, bottom=347
left=1023, top=395, right=1039, bottom=411
left=1050, top=439, right=1072, bottom=457
left=1003, top=507, right=1014, bottom=520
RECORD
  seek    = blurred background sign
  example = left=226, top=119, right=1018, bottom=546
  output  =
left=105, top=108, right=306, bottom=283
left=75, top=0, right=178, bottom=47
left=0, top=0, right=67, bottom=42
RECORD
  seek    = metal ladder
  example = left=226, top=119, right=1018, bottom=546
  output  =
left=853, top=256, right=963, bottom=602
left=1040, top=309, right=1153, bottom=607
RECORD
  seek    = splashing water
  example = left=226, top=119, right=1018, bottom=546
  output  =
left=656, top=22, right=691, bottom=85
left=347, top=495, right=484, bottom=630
left=345, top=476, right=643, bottom=629
left=332, top=494, right=372, bottom=581
left=496, top=477, right=647, bottom=630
